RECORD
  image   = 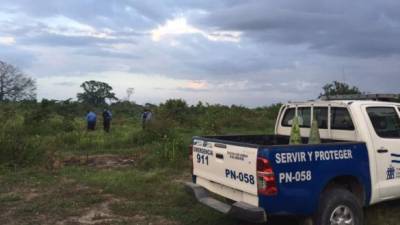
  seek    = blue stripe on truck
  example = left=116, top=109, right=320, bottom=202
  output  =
left=257, top=143, right=371, bottom=215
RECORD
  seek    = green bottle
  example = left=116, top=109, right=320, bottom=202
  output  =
left=308, top=115, right=321, bottom=144
left=289, top=116, right=302, bottom=145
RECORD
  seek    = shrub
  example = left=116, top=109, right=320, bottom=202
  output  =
left=138, top=133, right=187, bottom=169
left=158, top=99, right=189, bottom=125
left=132, top=118, right=175, bottom=145
left=0, top=110, right=46, bottom=167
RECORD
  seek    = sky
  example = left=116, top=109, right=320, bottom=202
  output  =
left=0, top=0, right=399, bottom=107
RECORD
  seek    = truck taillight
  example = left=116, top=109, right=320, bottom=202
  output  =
left=257, top=157, right=278, bottom=196
left=189, top=144, right=193, bottom=173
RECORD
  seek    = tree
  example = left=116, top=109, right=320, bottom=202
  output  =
left=77, top=80, right=118, bottom=105
left=126, top=87, right=134, bottom=102
left=320, top=81, right=361, bottom=97
left=159, top=99, right=189, bottom=124
left=0, top=60, right=36, bottom=102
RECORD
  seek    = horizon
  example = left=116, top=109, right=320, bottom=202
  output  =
left=1, top=1, right=400, bottom=107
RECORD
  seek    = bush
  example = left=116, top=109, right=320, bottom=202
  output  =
left=137, top=133, right=187, bottom=169
left=158, top=99, right=190, bottom=125
left=0, top=99, right=280, bottom=169
left=0, top=110, right=47, bottom=167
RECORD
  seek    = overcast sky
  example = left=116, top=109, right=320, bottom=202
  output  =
left=0, top=0, right=399, bottom=106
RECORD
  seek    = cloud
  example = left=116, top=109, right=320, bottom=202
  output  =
left=1, top=0, right=400, bottom=106
left=193, top=0, right=400, bottom=58
left=151, top=17, right=241, bottom=42
left=179, top=80, right=208, bottom=91
left=0, top=45, right=36, bottom=68
left=0, top=36, right=15, bottom=45
left=53, top=81, right=77, bottom=86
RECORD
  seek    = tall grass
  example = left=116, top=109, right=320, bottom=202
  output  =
left=0, top=100, right=280, bottom=169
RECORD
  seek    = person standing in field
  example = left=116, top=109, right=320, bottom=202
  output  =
left=141, top=108, right=152, bottom=129
left=86, top=110, right=97, bottom=131
left=102, top=109, right=112, bottom=132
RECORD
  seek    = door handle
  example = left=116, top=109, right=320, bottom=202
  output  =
left=377, top=148, right=388, bottom=153
left=216, top=153, right=224, bottom=159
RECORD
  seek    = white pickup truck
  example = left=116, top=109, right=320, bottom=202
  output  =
left=185, top=95, right=400, bottom=225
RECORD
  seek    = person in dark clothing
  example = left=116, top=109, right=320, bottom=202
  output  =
left=86, top=111, right=97, bottom=131
left=102, top=109, right=112, bottom=132
left=141, top=108, right=152, bottom=129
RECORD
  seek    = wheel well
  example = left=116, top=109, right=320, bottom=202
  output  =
left=322, top=176, right=365, bottom=206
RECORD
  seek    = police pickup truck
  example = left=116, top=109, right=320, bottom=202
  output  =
left=185, top=94, right=400, bottom=225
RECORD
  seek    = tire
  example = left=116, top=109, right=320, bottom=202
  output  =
left=314, top=188, right=363, bottom=225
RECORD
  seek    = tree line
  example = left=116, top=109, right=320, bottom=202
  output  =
left=1, top=60, right=367, bottom=105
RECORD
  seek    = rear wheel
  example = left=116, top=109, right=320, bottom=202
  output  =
left=314, top=188, right=363, bottom=225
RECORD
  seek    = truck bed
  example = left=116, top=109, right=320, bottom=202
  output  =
left=191, top=134, right=371, bottom=215
left=197, top=134, right=348, bottom=148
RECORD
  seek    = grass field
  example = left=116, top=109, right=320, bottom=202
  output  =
left=0, top=155, right=297, bottom=225
left=2, top=153, right=400, bottom=225
left=1, top=102, right=400, bottom=225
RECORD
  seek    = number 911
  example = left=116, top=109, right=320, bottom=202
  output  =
left=196, top=153, right=209, bottom=165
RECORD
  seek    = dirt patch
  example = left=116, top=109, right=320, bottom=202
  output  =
left=56, top=195, right=120, bottom=225
left=24, top=190, right=40, bottom=201
left=57, top=195, right=180, bottom=225
left=63, top=154, right=135, bottom=169
left=1, top=176, right=177, bottom=225
left=0, top=188, right=39, bottom=202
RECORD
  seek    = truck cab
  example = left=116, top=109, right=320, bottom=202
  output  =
left=185, top=95, right=400, bottom=225
left=277, top=100, right=400, bottom=203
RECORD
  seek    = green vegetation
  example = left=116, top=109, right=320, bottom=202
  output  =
left=77, top=80, right=118, bottom=105
left=0, top=74, right=393, bottom=225
left=0, top=99, right=280, bottom=167
left=0, top=98, right=282, bottom=225
left=320, top=80, right=361, bottom=97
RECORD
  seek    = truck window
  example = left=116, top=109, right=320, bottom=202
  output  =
left=282, top=108, right=295, bottom=126
left=281, top=107, right=311, bottom=127
left=367, top=107, right=400, bottom=138
left=314, top=107, right=328, bottom=129
left=331, top=107, right=355, bottom=130
left=298, top=107, right=311, bottom=128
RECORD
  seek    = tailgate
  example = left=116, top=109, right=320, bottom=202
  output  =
left=192, top=138, right=258, bottom=196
